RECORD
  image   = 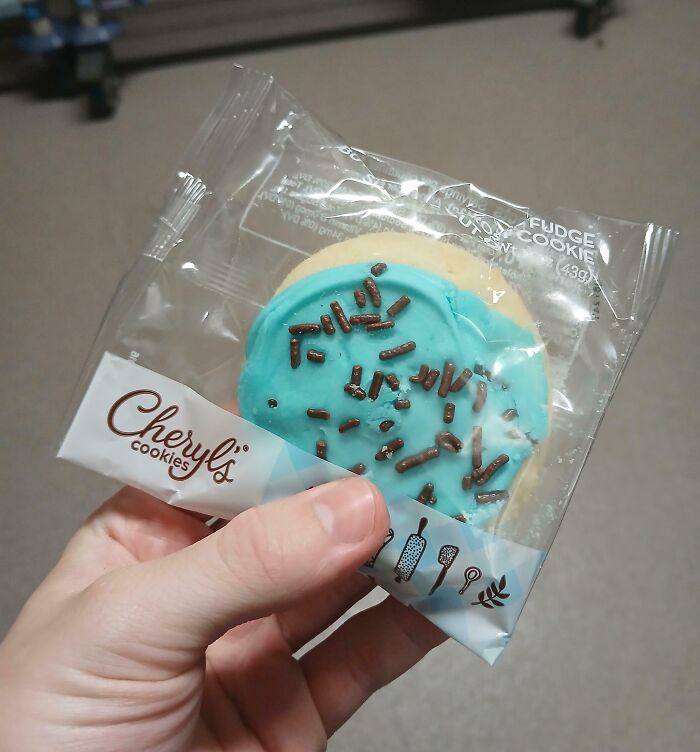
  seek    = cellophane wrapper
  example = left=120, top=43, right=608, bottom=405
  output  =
left=58, top=66, right=677, bottom=664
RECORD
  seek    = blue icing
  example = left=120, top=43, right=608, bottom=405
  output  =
left=239, top=262, right=549, bottom=526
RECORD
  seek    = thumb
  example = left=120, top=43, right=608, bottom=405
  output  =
left=102, top=477, right=388, bottom=650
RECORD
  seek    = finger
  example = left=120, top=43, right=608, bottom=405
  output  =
left=26, top=488, right=213, bottom=617
left=203, top=576, right=376, bottom=750
left=53, top=488, right=212, bottom=591
left=209, top=517, right=229, bottom=531
left=223, top=398, right=239, bottom=415
left=181, top=508, right=217, bottom=524
left=84, top=487, right=212, bottom=555
left=301, top=596, right=447, bottom=736
left=276, top=572, right=375, bottom=653
left=96, top=477, right=388, bottom=652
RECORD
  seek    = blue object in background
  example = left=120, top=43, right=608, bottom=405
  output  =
left=14, top=0, right=146, bottom=53
left=11, top=0, right=147, bottom=118
left=15, top=1, right=66, bottom=53
left=68, top=17, right=122, bottom=46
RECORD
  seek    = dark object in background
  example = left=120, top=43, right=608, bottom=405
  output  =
left=0, top=0, right=615, bottom=118
left=52, top=44, right=119, bottom=118
left=573, top=0, right=613, bottom=37
left=10, top=0, right=143, bottom=118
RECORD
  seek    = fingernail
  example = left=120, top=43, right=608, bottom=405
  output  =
left=314, top=478, right=378, bottom=545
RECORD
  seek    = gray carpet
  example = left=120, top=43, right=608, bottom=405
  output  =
left=1, top=2, right=699, bottom=750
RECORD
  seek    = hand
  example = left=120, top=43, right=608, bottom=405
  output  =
left=0, top=480, right=444, bottom=751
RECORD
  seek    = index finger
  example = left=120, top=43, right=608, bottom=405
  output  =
left=300, top=595, right=446, bottom=737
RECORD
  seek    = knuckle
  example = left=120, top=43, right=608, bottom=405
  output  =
left=217, top=507, right=286, bottom=587
left=84, top=567, right=158, bottom=630
left=337, top=633, right=376, bottom=699
left=279, top=728, right=327, bottom=752
left=79, top=570, right=141, bottom=639
left=346, top=654, right=375, bottom=699
left=391, top=600, right=446, bottom=655
left=85, top=569, right=125, bottom=607
left=307, top=732, right=328, bottom=752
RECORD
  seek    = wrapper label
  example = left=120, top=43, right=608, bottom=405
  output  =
left=59, top=353, right=544, bottom=663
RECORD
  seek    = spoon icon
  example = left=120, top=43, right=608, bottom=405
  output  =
left=458, top=566, right=482, bottom=595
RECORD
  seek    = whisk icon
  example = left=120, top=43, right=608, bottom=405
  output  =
left=458, top=566, right=482, bottom=595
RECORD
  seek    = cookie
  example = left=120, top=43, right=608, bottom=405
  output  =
left=239, top=232, right=549, bottom=528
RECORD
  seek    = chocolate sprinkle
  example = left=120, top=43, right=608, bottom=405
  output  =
left=380, top=341, right=416, bottom=361
left=350, top=463, right=366, bottom=475
left=290, top=338, right=301, bottom=369
left=289, top=323, right=321, bottom=335
left=339, top=418, right=360, bottom=433
left=330, top=301, right=352, bottom=333
left=351, top=365, right=362, bottom=385
left=344, top=383, right=367, bottom=401
left=385, top=374, right=400, bottom=391
left=307, top=408, right=330, bottom=420
left=363, top=277, right=382, bottom=307
left=371, top=262, right=387, bottom=277
left=387, top=437, right=404, bottom=452
left=454, top=513, right=467, bottom=523
left=349, top=314, right=381, bottom=325
left=394, top=399, right=411, bottom=410
left=473, top=381, right=487, bottom=412
left=395, top=446, right=440, bottom=473
left=307, top=349, right=325, bottom=363
left=438, top=361, right=455, bottom=398
left=436, top=431, right=463, bottom=453
left=472, top=426, right=483, bottom=469
left=443, top=402, right=455, bottom=424
left=386, top=295, right=411, bottom=317
left=375, top=438, right=404, bottom=461
left=475, top=454, right=510, bottom=485
left=502, top=408, right=519, bottom=422
left=449, top=368, right=472, bottom=392
left=354, top=289, right=366, bottom=307
left=476, top=363, right=509, bottom=390
left=320, top=314, right=336, bottom=335
left=379, top=420, right=395, bottom=432
left=409, top=364, right=429, bottom=383
left=268, top=399, right=278, bottom=408
left=461, top=474, right=473, bottom=490
left=423, top=369, right=440, bottom=391
left=417, top=483, right=434, bottom=504
left=475, top=490, right=509, bottom=504
left=368, top=371, right=384, bottom=400
left=316, top=440, right=327, bottom=460
left=366, top=320, right=395, bottom=331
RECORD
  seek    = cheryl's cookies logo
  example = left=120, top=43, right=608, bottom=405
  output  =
left=107, top=389, right=249, bottom=484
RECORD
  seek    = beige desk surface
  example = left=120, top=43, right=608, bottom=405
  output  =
left=1, top=2, right=698, bottom=750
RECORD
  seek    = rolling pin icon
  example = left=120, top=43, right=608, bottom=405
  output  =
left=394, top=517, right=428, bottom=583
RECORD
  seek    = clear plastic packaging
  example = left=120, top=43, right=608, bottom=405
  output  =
left=58, top=65, right=677, bottom=663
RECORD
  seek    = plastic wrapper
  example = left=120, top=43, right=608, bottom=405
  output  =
left=58, top=66, right=677, bottom=663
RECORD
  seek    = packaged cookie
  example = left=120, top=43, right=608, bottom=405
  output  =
left=58, top=66, right=677, bottom=663
left=239, top=233, right=549, bottom=531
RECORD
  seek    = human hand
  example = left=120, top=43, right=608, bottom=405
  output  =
left=0, top=480, right=444, bottom=751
